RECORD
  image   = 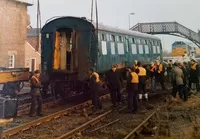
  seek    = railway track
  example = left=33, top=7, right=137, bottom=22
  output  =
left=55, top=106, right=159, bottom=139
left=3, top=94, right=110, bottom=138
left=124, top=110, right=157, bottom=139
left=4, top=87, right=171, bottom=138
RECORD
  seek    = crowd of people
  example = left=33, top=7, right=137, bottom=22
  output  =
left=3, top=58, right=199, bottom=117
left=88, top=58, right=200, bottom=114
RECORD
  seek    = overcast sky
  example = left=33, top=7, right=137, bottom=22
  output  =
left=28, top=0, right=200, bottom=52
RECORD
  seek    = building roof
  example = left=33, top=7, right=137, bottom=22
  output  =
left=13, top=0, right=33, bottom=6
left=27, top=28, right=40, bottom=37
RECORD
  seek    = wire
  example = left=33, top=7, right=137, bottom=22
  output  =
left=36, top=0, right=41, bottom=51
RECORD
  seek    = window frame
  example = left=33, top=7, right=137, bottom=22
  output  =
left=117, top=43, right=125, bottom=55
left=144, top=45, right=149, bottom=54
left=110, top=42, right=115, bottom=55
left=110, top=35, right=115, bottom=42
left=101, top=33, right=106, bottom=41
left=119, top=36, right=122, bottom=42
left=8, top=55, right=15, bottom=68
left=132, top=38, right=136, bottom=44
left=131, top=44, right=137, bottom=54
left=138, top=45, right=144, bottom=54
left=101, top=41, right=107, bottom=55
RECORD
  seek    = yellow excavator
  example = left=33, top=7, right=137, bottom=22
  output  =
left=0, top=68, right=30, bottom=119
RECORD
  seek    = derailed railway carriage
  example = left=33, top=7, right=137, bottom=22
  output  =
left=41, top=16, right=162, bottom=100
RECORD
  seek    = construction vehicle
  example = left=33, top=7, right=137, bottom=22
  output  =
left=0, top=68, right=30, bottom=96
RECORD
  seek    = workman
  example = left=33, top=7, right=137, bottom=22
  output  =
left=88, top=67, right=103, bottom=111
left=29, top=70, right=43, bottom=117
left=149, top=62, right=156, bottom=91
left=167, top=60, right=173, bottom=83
left=171, top=61, right=185, bottom=100
left=126, top=67, right=139, bottom=113
left=137, top=61, right=147, bottom=101
left=155, top=60, right=166, bottom=90
left=189, top=59, right=200, bottom=92
left=105, top=64, right=123, bottom=108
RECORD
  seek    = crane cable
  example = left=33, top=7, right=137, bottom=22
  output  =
left=36, top=0, right=41, bottom=51
left=95, top=0, right=98, bottom=37
left=89, top=0, right=99, bottom=67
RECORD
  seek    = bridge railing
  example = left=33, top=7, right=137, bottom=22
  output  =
left=130, top=22, right=200, bottom=47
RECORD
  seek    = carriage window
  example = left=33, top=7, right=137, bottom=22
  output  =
left=153, top=45, right=157, bottom=54
left=129, top=38, right=132, bottom=43
left=119, top=36, right=122, bottom=42
left=117, top=43, right=124, bottom=55
left=110, top=35, right=115, bottom=42
left=136, top=39, right=140, bottom=44
left=157, top=46, right=161, bottom=54
left=153, top=41, right=156, bottom=46
left=106, top=34, right=110, bottom=41
left=110, top=42, right=115, bottom=55
left=144, top=40, right=148, bottom=45
left=132, top=38, right=136, bottom=44
left=101, top=34, right=106, bottom=41
left=131, top=44, right=137, bottom=54
left=101, top=41, right=107, bottom=55
left=139, top=45, right=144, bottom=54
left=116, top=36, right=119, bottom=42
left=140, top=39, right=143, bottom=45
left=145, top=45, right=149, bottom=54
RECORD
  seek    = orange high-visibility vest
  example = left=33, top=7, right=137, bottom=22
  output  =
left=90, top=72, right=100, bottom=82
left=191, top=63, right=197, bottom=70
left=130, top=72, right=139, bottom=83
left=138, top=67, right=146, bottom=76
left=31, top=76, right=39, bottom=83
left=158, top=64, right=163, bottom=72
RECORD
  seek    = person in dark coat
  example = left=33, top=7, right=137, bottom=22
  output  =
left=29, top=70, right=43, bottom=117
left=88, top=67, right=102, bottom=111
left=189, top=59, right=200, bottom=92
left=126, top=67, right=139, bottom=113
left=106, top=64, right=123, bottom=107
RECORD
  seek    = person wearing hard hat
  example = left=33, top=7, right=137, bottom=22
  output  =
left=189, top=59, right=200, bottom=92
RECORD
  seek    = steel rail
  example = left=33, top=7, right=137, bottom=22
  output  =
left=56, top=110, right=112, bottom=139
left=124, top=110, right=157, bottom=139
left=2, top=94, right=110, bottom=137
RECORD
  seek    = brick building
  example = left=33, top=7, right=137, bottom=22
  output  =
left=0, top=0, right=32, bottom=68
left=26, top=27, right=41, bottom=72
